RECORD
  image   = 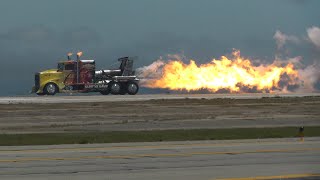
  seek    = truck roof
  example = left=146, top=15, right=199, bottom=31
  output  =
left=58, top=60, right=95, bottom=63
left=81, top=60, right=95, bottom=63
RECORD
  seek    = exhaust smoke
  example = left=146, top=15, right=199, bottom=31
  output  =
left=307, top=26, right=320, bottom=49
left=136, top=26, right=320, bottom=93
left=273, top=30, right=300, bottom=50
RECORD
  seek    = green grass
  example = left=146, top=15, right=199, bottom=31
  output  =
left=0, top=126, right=319, bottom=146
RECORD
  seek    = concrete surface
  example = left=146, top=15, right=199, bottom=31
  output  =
left=0, top=138, right=319, bottom=180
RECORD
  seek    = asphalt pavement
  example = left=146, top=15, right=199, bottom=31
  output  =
left=0, top=138, right=319, bottom=180
left=1, top=93, right=320, bottom=104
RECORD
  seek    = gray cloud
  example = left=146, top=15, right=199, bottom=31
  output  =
left=0, top=25, right=54, bottom=42
left=0, top=0, right=319, bottom=95
left=61, top=27, right=102, bottom=47
left=0, top=25, right=102, bottom=51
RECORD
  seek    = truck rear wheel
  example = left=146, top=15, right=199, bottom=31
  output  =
left=119, top=90, right=127, bottom=95
left=44, top=83, right=58, bottom=95
left=127, top=82, right=139, bottom=95
left=119, top=83, right=127, bottom=95
left=110, top=82, right=121, bottom=95
left=100, top=89, right=110, bottom=95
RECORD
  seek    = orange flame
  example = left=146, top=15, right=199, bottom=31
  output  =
left=77, top=51, right=83, bottom=57
left=144, top=50, right=299, bottom=93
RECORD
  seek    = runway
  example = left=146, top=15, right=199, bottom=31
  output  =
left=0, top=138, right=319, bottom=180
left=1, top=93, right=319, bottom=133
left=0, top=93, right=319, bottom=104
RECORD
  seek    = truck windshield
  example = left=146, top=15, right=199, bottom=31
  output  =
left=58, top=63, right=64, bottom=71
left=65, top=64, right=75, bottom=71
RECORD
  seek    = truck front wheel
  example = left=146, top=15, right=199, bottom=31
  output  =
left=127, top=82, right=139, bottom=95
left=44, top=83, right=58, bottom=95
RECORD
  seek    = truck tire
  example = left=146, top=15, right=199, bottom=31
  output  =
left=119, top=90, right=127, bottom=95
left=44, top=83, right=58, bottom=95
left=110, top=82, right=121, bottom=95
left=119, top=83, right=127, bottom=95
left=127, top=82, right=139, bottom=95
left=100, top=89, right=110, bottom=95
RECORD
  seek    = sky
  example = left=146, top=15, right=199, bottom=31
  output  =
left=0, top=0, right=319, bottom=96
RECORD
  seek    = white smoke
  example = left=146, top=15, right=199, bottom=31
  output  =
left=136, top=54, right=186, bottom=86
left=272, top=27, right=320, bottom=92
left=273, top=30, right=300, bottom=49
left=274, top=26, right=320, bottom=50
left=273, top=56, right=320, bottom=92
left=273, top=56, right=303, bottom=66
left=297, top=64, right=320, bottom=92
left=307, top=26, right=320, bottom=49
left=136, top=59, right=165, bottom=85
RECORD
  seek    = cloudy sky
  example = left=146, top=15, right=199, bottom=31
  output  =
left=0, top=0, right=319, bottom=95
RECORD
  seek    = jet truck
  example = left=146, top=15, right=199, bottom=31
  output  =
left=32, top=52, right=139, bottom=95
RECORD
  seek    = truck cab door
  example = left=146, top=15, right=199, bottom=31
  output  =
left=63, top=63, right=77, bottom=85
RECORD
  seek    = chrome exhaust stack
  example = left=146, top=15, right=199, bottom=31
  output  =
left=67, top=52, right=72, bottom=61
left=76, top=52, right=83, bottom=84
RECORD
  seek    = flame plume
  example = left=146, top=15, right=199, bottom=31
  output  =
left=141, top=50, right=300, bottom=93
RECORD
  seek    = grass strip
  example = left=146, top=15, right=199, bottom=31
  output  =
left=0, top=126, right=319, bottom=146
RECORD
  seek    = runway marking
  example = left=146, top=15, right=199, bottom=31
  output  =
left=0, top=147, right=319, bottom=163
left=216, top=173, right=320, bottom=180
